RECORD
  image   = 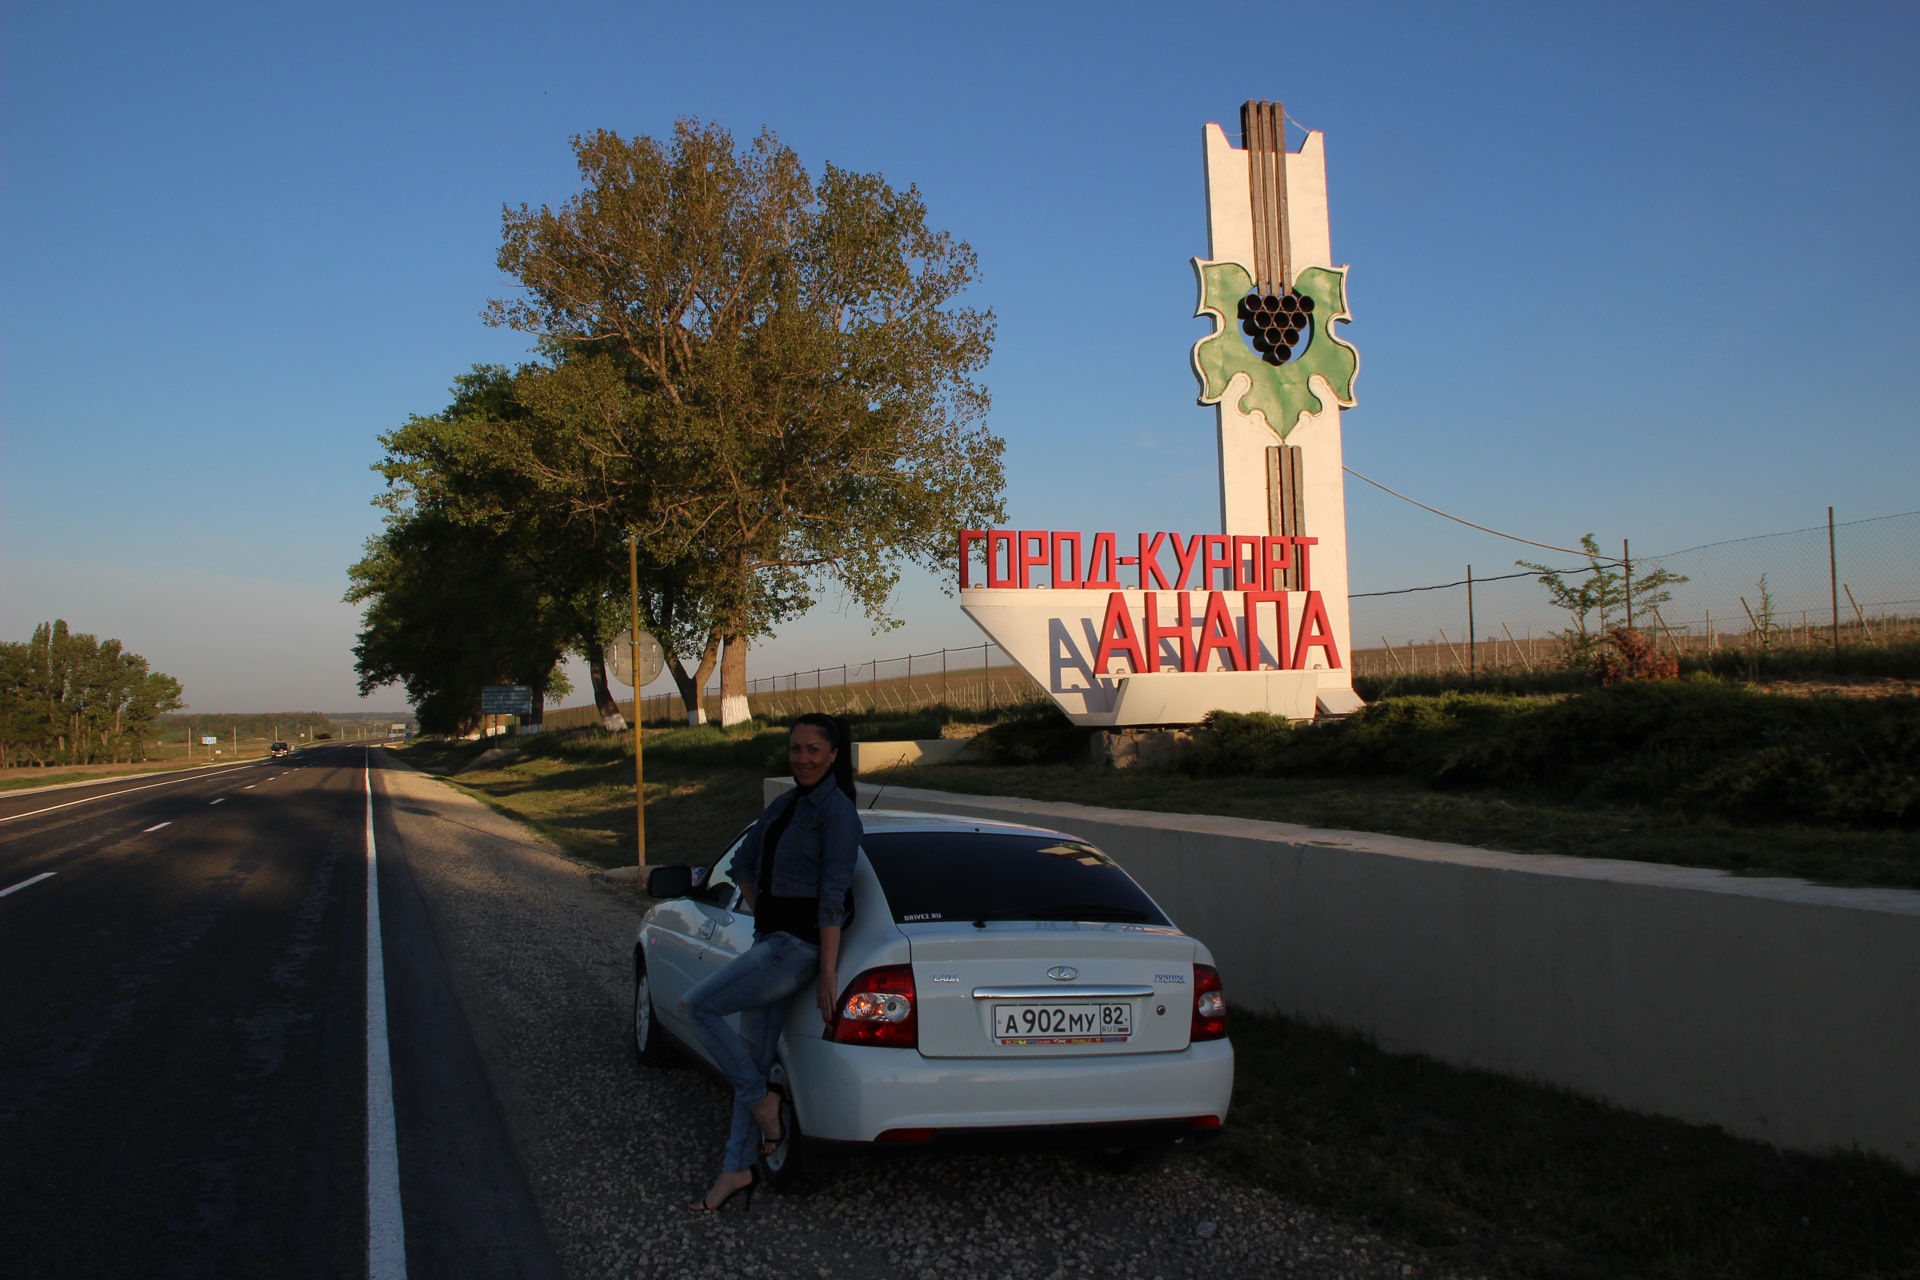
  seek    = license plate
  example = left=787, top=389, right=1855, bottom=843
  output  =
left=992, top=1001, right=1132, bottom=1045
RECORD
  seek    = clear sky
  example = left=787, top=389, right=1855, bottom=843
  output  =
left=4, top=1, right=1916, bottom=713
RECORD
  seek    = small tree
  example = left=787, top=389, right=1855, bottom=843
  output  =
left=1518, top=534, right=1687, bottom=669
left=0, top=622, right=183, bottom=765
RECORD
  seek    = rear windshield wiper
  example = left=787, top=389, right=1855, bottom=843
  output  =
left=971, top=903, right=1156, bottom=928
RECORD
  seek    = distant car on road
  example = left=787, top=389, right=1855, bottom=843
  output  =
left=270, top=742, right=291, bottom=758
left=632, top=810, right=1233, bottom=1188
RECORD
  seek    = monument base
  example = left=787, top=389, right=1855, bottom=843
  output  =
left=1110, top=670, right=1320, bottom=726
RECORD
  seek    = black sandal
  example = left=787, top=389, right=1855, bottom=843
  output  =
left=688, top=1170, right=756, bottom=1215
left=757, top=1125, right=785, bottom=1157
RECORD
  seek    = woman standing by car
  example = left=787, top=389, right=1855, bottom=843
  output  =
left=683, top=712, right=860, bottom=1213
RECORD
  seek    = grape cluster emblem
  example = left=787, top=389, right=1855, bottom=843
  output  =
left=1191, top=259, right=1359, bottom=441
left=1236, top=288, right=1315, bottom=364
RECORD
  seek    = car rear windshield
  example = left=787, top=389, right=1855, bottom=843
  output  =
left=860, top=831, right=1171, bottom=927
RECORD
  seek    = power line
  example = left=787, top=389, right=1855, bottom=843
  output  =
left=1343, top=467, right=1593, bottom=556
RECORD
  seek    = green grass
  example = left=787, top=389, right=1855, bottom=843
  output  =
left=391, top=710, right=968, bottom=870
left=1212, top=1012, right=1920, bottom=1280
left=0, top=758, right=224, bottom=792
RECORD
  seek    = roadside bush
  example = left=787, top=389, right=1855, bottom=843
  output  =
left=1592, top=627, right=1679, bottom=686
left=1178, top=682, right=1920, bottom=831
left=1180, top=694, right=1533, bottom=781
left=969, top=701, right=1093, bottom=765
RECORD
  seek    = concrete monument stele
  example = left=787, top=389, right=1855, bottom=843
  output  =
left=958, top=100, right=1363, bottom=727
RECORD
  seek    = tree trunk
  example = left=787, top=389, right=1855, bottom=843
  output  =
left=668, top=627, right=721, bottom=726
left=581, top=633, right=627, bottom=731
left=719, top=632, right=751, bottom=727
left=521, top=680, right=547, bottom=734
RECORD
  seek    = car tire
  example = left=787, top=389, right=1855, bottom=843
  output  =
left=631, top=959, right=675, bottom=1067
left=756, top=1062, right=803, bottom=1192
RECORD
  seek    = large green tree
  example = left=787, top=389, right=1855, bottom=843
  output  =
left=347, top=507, right=575, bottom=735
left=486, top=120, right=1006, bottom=724
left=372, top=366, right=632, bottom=729
left=350, top=372, right=584, bottom=735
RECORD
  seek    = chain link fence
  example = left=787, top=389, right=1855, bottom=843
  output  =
left=1350, top=510, right=1919, bottom=677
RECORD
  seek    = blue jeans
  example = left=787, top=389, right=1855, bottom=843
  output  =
left=683, top=931, right=820, bottom=1172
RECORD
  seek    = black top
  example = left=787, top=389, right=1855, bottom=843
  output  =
left=756, top=782, right=823, bottom=945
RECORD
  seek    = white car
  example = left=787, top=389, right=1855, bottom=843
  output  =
left=631, top=810, right=1234, bottom=1187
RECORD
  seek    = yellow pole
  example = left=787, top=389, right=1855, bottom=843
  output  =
left=630, top=535, right=646, bottom=868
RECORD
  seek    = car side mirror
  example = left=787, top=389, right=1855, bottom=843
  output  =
left=646, top=865, right=693, bottom=899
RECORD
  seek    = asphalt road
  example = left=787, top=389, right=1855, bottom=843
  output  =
left=0, top=746, right=561, bottom=1279
left=3, top=749, right=1446, bottom=1280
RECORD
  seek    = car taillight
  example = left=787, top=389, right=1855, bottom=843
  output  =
left=828, top=965, right=917, bottom=1047
left=1191, top=964, right=1227, bottom=1041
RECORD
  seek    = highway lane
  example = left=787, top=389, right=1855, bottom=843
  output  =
left=0, top=746, right=558, bottom=1279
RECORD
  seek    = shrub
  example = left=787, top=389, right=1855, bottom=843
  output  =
left=970, top=701, right=1093, bottom=765
left=1176, top=682, right=1920, bottom=831
left=1592, top=627, right=1679, bottom=686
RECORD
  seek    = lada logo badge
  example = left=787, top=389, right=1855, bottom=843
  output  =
left=1046, top=966, right=1079, bottom=981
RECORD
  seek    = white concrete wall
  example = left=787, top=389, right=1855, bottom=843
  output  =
left=787, top=778, right=1920, bottom=1170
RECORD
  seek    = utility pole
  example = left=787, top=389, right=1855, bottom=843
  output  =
left=630, top=535, right=647, bottom=869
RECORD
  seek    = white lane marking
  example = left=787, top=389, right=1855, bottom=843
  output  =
left=1, top=872, right=56, bottom=898
left=144, top=821, right=172, bottom=832
left=0, top=761, right=264, bottom=824
left=244, top=785, right=256, bottom=790
left=209, top=798, right=225, bottom=805
left=364, top=751, right=407, bottom=1277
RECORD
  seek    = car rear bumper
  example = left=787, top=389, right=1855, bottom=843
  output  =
left=783, top=1034, right=1233, bottom=1143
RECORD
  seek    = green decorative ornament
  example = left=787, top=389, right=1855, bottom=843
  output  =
left=1190, top=260, right=1359, bottom=440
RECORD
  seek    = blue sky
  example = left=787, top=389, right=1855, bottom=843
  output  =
left=4, top=1, right=1916, bottom=712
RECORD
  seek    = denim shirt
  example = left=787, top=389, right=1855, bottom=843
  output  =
left=728, top=781, right=861, bottom=930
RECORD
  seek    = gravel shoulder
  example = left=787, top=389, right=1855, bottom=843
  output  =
left=376, top=756, right=1450, bottom=1280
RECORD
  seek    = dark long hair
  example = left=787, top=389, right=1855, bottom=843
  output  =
left=790, top=712, right=856, bottom=802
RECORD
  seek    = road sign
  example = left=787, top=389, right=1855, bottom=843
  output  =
left=608, top=630, right=667, bottom=688
left=200, top=736, right=219, bottom=746
left=480, top=684, right=533, bottom=715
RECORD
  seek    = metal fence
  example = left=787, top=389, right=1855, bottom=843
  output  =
left=542, top=643, right=1047, bottom=730
left=545, top=509, right=1919, bottom=727
left=1349, top=509, right=1920, bottom=677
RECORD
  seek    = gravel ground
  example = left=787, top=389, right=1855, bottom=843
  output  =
left=380, top=760, right=1454, bottom=1280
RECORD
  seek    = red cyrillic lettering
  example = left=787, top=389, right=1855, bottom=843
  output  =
left=1092, top=592, right=1146, bottom=675
left=1137, top=533, right=1170, bottom=590
left=1293, top=590, right=1342, bottom=669
left=1051, top=532, right=1085, bottom=589
left=1195, top=591, right=1247, bottom=671
left=1018, top=530, right=1048, bottom=589
left=1169, top=534, right=1204, bottom=591
left=958, top=529, right=986, bottom=589
left=1086, top=533, right=1122, bottom=588
left=1261, top=537, right=1293, bottom=592
left=1202, top=536, right=1232, bottom=592
left=1142, top=592, right=1196, bottom=672
left=1242, top=591, right=1292, bottom=669
left=1294, top=537, right=1318, bottom=592
left=986, top=530, right=1016, bottom=588
left=1230, top=536, right=1262, bottom=591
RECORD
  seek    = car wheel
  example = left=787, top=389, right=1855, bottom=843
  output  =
left=631, top=959, right=674, bottom=1067
left=756, top=1062, right=803, bottom=1192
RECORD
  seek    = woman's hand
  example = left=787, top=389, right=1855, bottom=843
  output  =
left=815, top=925, right=842, bottom=1027
left=815, top=968, right=839, bottom=1026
